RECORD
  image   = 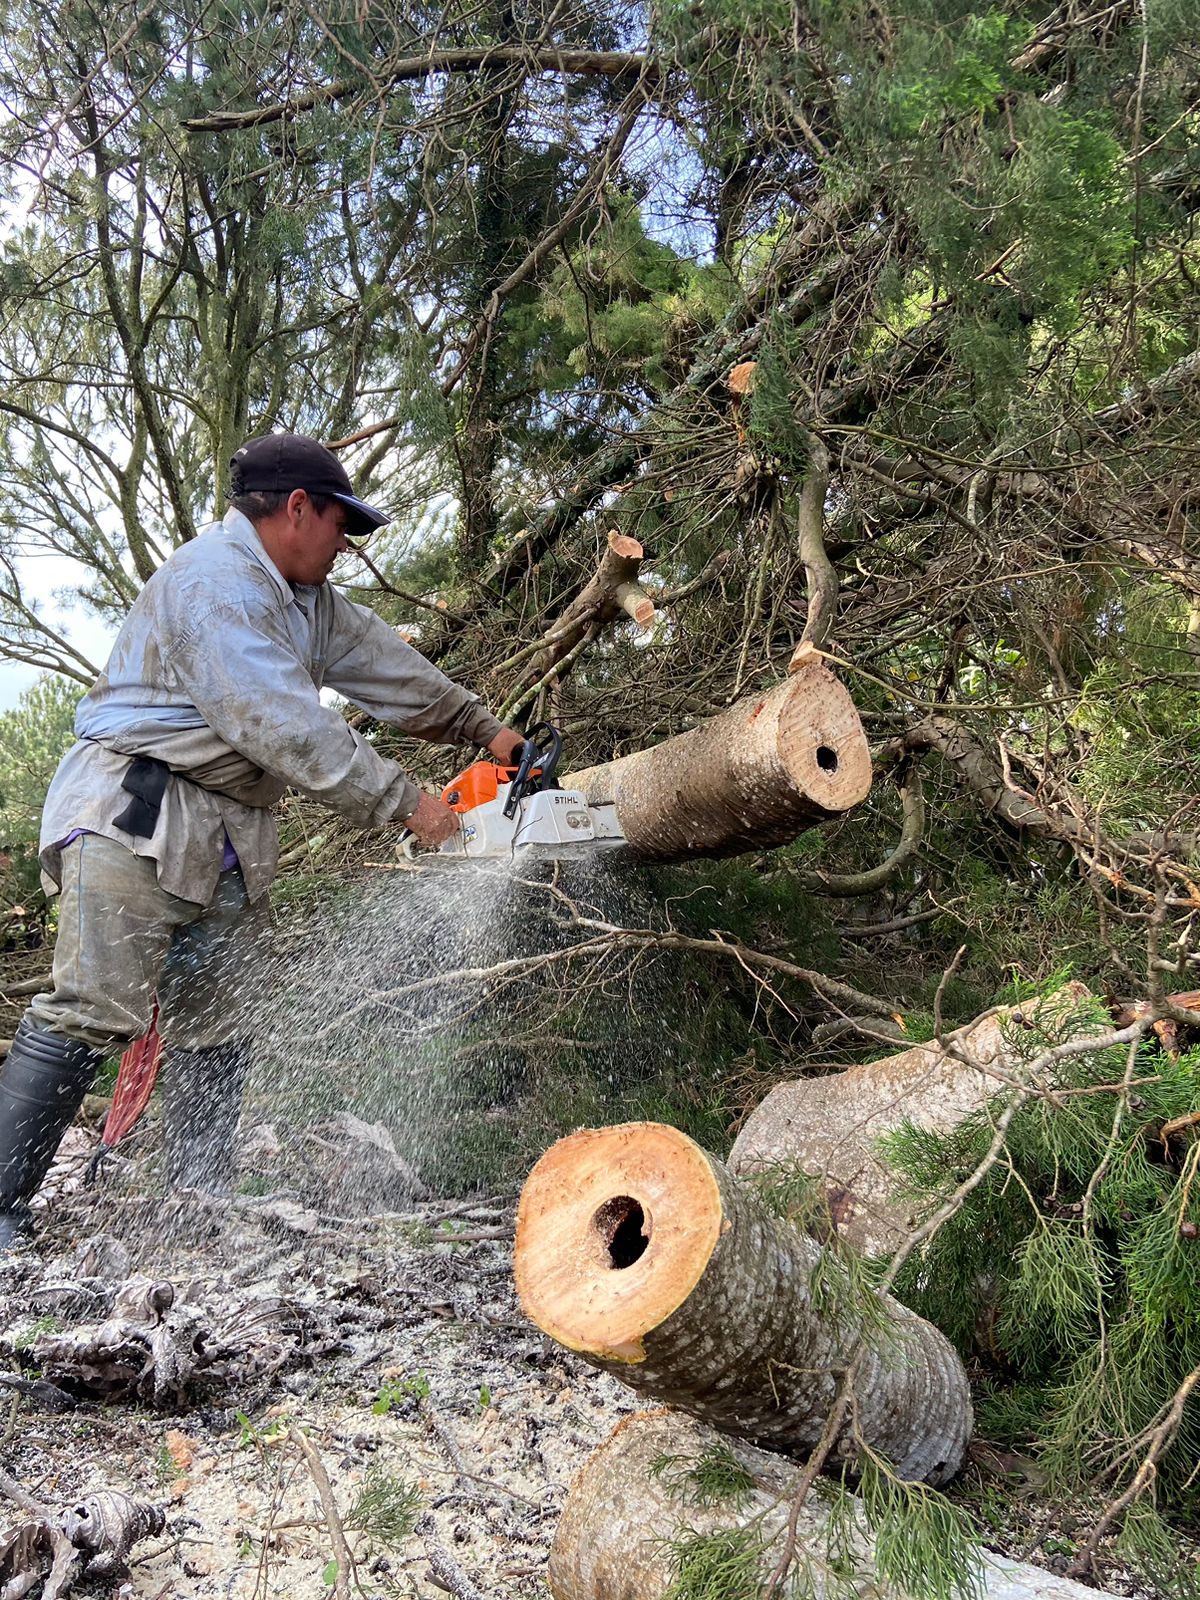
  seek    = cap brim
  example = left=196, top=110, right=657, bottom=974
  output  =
left=332, top=492, right=391, bottom=536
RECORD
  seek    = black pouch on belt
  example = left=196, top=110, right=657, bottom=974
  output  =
left=112, top=756, right=171, bottom=839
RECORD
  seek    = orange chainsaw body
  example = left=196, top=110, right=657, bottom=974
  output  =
left=441, top=761, right=538, bottom=814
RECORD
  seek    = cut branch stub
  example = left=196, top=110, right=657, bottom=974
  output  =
left=563, top=662, right=871, bottom=860
left=571, top=529, right=654, bottom=632
left=515, top=1122, right=971, bottom=1484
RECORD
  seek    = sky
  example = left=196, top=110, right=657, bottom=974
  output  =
left=0, top=552, right=119, bottom=713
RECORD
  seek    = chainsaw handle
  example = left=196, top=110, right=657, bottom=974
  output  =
left=523, top=721, right=563, bottom=788
left=508, top=729, right=563, bottom=819
left=503, top=722, right=564, bottom=819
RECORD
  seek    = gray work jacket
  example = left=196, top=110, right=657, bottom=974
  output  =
left=40, top=510, right=502, bottom=905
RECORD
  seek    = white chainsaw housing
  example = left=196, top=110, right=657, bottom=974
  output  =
left=401, top=782, right=626, bottom=862
left=442, top=785, right=625, bottom=860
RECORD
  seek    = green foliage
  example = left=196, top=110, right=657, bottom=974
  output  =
left=650, top=1444, right=757, bottom=1512
left=9, top=1313, right=60, bottom=1350
left=656, top=1446, right=984, bottom=1600
left=343, top=1466, right=422, bottom=1547
left=534, top=196, right=731, bottom=400
left=856, top=1452, right=984, bottom=1600
left=744, top=1160, right=893, bottom=1340
left=883, top=992, right=1200, bottom=1523
left=663, top=1529, right=764, bottom=1600
left=743, top=321, right=812, bottom=474
left=0, top=674, right=79, bottom=906
left=372, top=1372, right=430, bottom=1415
left=234, top=1409, right=287, bottom=1448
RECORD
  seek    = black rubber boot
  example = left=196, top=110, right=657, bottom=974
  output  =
left=161, top=1042, right=251, bottom=1195
left=0, top=1018, right=103, bottom=1249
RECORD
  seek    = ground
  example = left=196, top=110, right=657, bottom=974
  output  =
left=0, top=1123, right=639, bottom=1599
left=0, top=1116, right=1188, bottom=1600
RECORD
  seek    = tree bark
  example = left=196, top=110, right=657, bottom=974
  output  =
left=729, top=987, right=1096, bottom=1257
left=562, top=661, right=871, bottom=859
left=515, top=1122, right=971, bottom=1484
left=548, top=1410, right=1122, bottom=1600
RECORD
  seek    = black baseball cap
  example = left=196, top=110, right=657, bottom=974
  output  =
left=230, top=433, right=390, bottom=537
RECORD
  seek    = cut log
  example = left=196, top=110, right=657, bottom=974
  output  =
left=729, top=985, right=1098, bottom=1257
left=548, top=1410, right=1124, bottom=1600
left=515, top=1122, right=971, bottom=1484
left=562, top=661, right=871, bottom=859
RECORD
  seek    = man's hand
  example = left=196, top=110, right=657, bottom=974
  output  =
left=487, top=727, right=527, bottom=766
left=403, top=791, right=461, bottom=849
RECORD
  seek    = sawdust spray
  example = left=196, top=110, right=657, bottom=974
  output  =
left=231, top=853, right=686, bottom=1212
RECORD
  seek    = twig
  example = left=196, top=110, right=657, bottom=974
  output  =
left=0, top=971, right=51, bottom=1000
left=1160, top=1108, right=1200, bottom=1142
left=350, top=545, right=469, bottom=623
left=0, top=1392, right=19, bottom=1448
left=0, top=1460, right=48, bottom=1516
left=763, top=1357, right=864, bottom=1597
left=880, top=1022, right=1148, bottom=1293
left=498, top=622, right=599, bottom=722
left=417, top=1513, right=494, bottom=1600
left=794, top=760, right=925, bottom=897
left=288, top=1425, right=354, bottom=1600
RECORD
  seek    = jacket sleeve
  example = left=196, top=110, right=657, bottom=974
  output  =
left=168, top=598, right=424, bottom=825
left=322, top=587, right=505, bottom=750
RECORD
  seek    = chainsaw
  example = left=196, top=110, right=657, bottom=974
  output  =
left=402, top=722, right=625, bottom=862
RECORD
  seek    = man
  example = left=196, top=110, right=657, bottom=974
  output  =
left=0, top=433, right=523, bottom=1248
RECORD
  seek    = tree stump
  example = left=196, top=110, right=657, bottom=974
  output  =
left=548, top=1410, right=1124, bottom=1600
left=515, top=1122, right=971, bottom=1484
left=562, top=661, right=870, bottom=860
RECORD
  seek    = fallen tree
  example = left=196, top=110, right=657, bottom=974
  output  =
left=562, top=660, right=871, bottom=859
left=547, top=1409, right=1123, bottom=1600
left=515, top=1122, right=970, bottom=1485
left=729, top=986, right=1097, bottom=1256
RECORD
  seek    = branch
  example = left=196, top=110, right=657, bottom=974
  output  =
left=797, top=435, right=835, bottom=650
left=561, top=912, right=901, bottom=1020
left=289, top=1426, right=354, bottom=1600
left=442, top=79, right=653, bottom=397
left=1066, top=1363, right=1200, bottom=1579
left=794, top=760, right=925, bottom=896
left=182, top=47, right=661, bottom=133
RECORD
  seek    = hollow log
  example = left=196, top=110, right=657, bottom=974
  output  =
left=548, top=1410, right=1122, bottom=1600
left=515, top=1122, right=971, bottom=1484
left=562, top=661, right=871, bottom=859
left=729, top=985, right=1098, bottom=1257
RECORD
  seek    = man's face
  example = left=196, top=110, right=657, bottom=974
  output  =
left=279, top=490, right=356, bottom=585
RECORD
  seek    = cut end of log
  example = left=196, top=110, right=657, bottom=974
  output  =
left=515, top=1123, right=722, bottom=1364
left=615, top=581, right=656, bottom=628
left=775, top=663, right=872, bottom=813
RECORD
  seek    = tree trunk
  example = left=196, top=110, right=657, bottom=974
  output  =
left=515, top=1122, right=971, bottom=1485
left=728, top=985, right=1097, bottom=1257
left=562, top=662, right=871, bottom=859
left=548, top=1410, right=1122, bottom=1600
